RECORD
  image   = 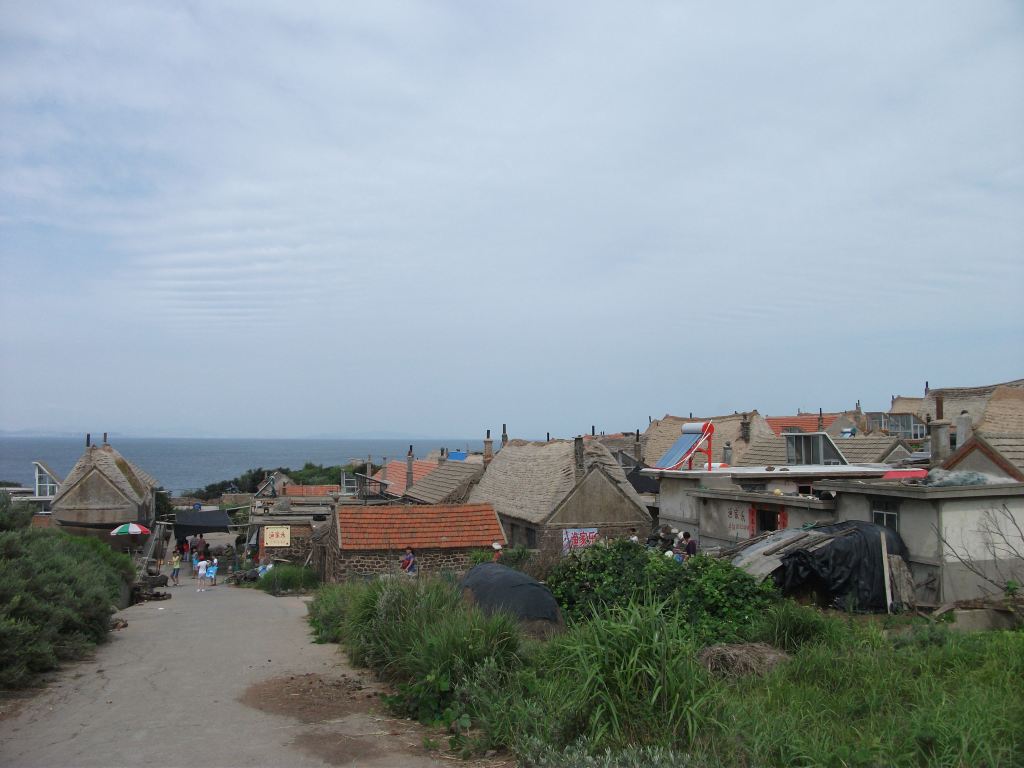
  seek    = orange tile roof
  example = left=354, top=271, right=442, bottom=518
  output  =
left=371, top=459, right=438, bottom=497
left=766, top=415, right=840, bottom=436
left=284, top=484, right=340, bottom=497
left=337, top=504, right=506, bottom=551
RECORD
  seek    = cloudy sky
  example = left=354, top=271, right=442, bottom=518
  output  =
left=1, top=1, right=1022, bottom=439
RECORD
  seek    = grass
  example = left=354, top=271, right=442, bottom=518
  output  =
left=254, top=564, right=319, bottom=594
left=308, top=562, right=1024, bottom=766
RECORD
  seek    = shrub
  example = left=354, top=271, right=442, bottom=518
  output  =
left=0, top=492, right=32, bottom=532
left=547, top=540, right=775, bottom=642
left=256, top=564, right=319, bottom=594
left=0, top=526, right=133, bottom=688
left=469, top=545, right=532, bottom=572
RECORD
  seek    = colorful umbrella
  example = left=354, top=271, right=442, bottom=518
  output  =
left=110, top=523, right=151, bottom=536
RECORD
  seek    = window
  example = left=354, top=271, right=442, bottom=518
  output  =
left=785, top=434, right=846, bottom=465
left=526, top=527, right=537, bottom=549
left=872, top=499, right=899, bottom=532
left=34, top=465, right=57, bottom=497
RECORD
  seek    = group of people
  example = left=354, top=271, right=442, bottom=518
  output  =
left=167, top=533, right=219, bottom=591
left=644, top=525, right=698, bottom=562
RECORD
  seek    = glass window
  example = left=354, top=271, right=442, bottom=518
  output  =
left=872, top=499, right=899, bottom=532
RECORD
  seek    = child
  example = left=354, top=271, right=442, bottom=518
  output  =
left=208, top=558, right=218, bottom=586
left=192, top=549, right=200, bottom=579
left=170, top=550, right=182, bottom=586
left=196, top=556, right=209, bottom=592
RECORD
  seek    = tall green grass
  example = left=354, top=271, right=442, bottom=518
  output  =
left=310, top=569, right=1024, bottom=766
left=255, top=564, right=319, bottom=594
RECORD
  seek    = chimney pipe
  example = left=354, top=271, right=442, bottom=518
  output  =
left=954, top=410, right=973, bottom=450
left=722, top=441, right=733, bottom=465
left=546, top=432, right=550, bottom=442
left=930, top=420, right=951, bottom=464
left=483, top=430, right=494, bottom=466
left=817, top=408, right=824, bottom=432
left=501, top=423, right=508, bottom=447
left=382, top=459, right=388, bottom=483
left=406, top=446, right=414, bottom=490
left=86, top=433, right=91, bottom=447
left=573, top=436, right=585, bottom=483
left=103, top=432, right=108, bottom=444
left=740, top=413, right=751, bottom=443
left=935, top=394, right=944, bottom=420
left=925, top=380, right=929, bottom=394
left=591, top=425, right=595, bottom=436
left=634, top=429, right=642, bottom=462
left=438, top=447, right=446, bottom=466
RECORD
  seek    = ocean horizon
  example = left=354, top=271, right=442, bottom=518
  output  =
left=0, top=436, right=484, bottom=496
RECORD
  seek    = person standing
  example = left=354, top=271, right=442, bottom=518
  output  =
left=682, top=531, right=698, bottom=559
left=170, top=550, right=182, bottom=586
left=491, top=542, right=503, bottom=562
left=196, top=555, right=209, bottom=592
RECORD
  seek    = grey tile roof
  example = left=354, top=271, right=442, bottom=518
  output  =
left=736, top=434, right=907, bottom=467
left=833, top=435, right=907, bottom=464
left=976, top=433, right=1024, bottom=476
left=734, top=435, right=787, bottom=466
left=53, top=444, right=159, bottom=507
left=642, top=411, right=773, bottom=467
left=978, top=386, right=1024, bottom=434
left=468, top=438, right=646, bottom=524
left=891, top=379, right=1024, bottom=424
left=403, top=461, right=483, bottom=504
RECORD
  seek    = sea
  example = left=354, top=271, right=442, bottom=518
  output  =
left=0, top=437, right=483, bottom=496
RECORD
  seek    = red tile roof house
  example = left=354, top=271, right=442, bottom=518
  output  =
left=311, top=503, right=507, bottom=581
left=371, top=450, right=440, bottom=498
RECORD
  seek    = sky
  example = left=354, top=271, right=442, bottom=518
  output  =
left=1, top=1, right=1022, bottom=439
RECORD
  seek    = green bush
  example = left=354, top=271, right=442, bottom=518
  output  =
left=0, top=492, right=32, bottom=532
left=0, top=522, right=133, bottom=688
left=255, top=564, right=319, bottom=594
left=468, top=545, right=532, bottom=572
left=547, top=540, right=775, bottom=642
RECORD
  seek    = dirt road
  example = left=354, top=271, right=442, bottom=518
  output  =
left=0, top=577, right=495, bottom=768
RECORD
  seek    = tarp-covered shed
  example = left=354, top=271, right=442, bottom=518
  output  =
left=459, top=563, right=563, bottom=635
left=726, top=521, right=910, bottom=612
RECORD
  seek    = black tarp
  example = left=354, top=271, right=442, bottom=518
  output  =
left=459, top=563, right=563, bottom=625
left=775, top=520, right=909, bottom=612
left=173, top=509, right=232, bottom=539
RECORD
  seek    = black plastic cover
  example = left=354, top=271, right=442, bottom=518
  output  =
left=459, top=563, right=563, bottom=624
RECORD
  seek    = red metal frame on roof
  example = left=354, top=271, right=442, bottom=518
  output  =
left=656, top=422, right=715, bottom=471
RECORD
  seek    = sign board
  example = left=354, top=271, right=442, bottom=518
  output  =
left=192, top=502, right=202, bottom=511
left=562, top=527, right=598, bottom=554
left=264, top=526, right=291, bottom=547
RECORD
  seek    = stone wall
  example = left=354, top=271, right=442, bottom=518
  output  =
left=259, top=523, right=315, bottom=565
left=537, top=522, right=644, bottom=556
left=315, top=542, right=476, bottom=582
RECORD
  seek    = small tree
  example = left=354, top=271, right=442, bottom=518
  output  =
left=938, top=503, right=1024, bottom=596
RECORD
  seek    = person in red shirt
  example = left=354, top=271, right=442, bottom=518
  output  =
left=491, top=542, right=503, bottom=562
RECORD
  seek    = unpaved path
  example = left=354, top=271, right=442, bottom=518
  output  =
left=0, top=578, right=505, bottom=768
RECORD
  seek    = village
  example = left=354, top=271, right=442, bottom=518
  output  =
left=3, top=379, right=1024, bottom=766
left=14, top=376, right=1024, bottom=615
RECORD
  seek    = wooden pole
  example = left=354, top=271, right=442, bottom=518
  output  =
left=880, top=531, right=893, bottom=614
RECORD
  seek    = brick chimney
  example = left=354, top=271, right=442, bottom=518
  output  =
left=633, top=429, right=642, bottom=462
left=501, top=423, right=508, bottom=448
left=483, top=430, right=493, bottom=466
left=935, top=394, right=944, bottom=420
left=406, top=445, right=414, bottom=490
left=574, top=436, right=585, bottom=483
left=722, top=441, right=733, bottom=464
left=382, top=459, right=388, bottom=483
left=930, top=420, right=951, bottom=463
left=86, top=433, right=91, bottom=447
left=438, top=447, right=447, bottom=465
left=817, top=408, right=824, bottom=432
left=954, top=410, right=973, bottom=449
left=740, top=413, right=751, bottom=442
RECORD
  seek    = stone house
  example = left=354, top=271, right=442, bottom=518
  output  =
left=815, top=478, right=1024, bottom=605
left=50, top=435, right=160, bottom=545
left=468, top=437, right=651, bottom=552
left=255, top=519, right=316, bottom=565
left=942, top=433, right=1024, bottom=482
left=312, top=503, right=506, bottom=581
left=736, top=432, right=912, bottom=467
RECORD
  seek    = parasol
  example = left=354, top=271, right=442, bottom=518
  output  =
left=110, top=523, right=151, bottom=536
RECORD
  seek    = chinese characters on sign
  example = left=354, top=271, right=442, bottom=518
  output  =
left=264, top=525, right=291, bottom=547
left=562, top=527, right=599, bottom=554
